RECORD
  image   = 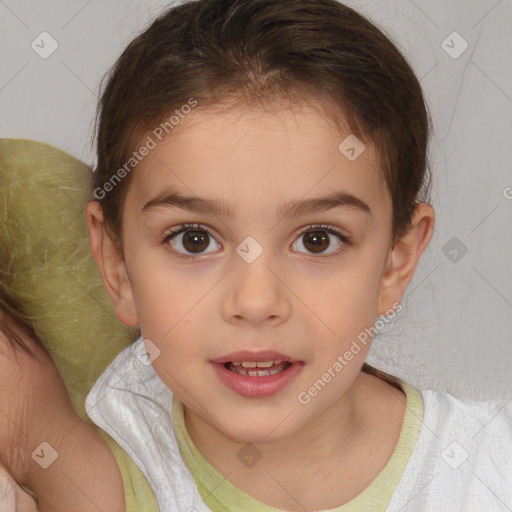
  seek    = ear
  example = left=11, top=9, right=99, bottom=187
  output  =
left=85, top=201, right=139, bottom=326
left=377, top=202, right=435, bottom=315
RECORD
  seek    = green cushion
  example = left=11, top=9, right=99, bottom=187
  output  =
left=0, top=138, right=158, bottom=511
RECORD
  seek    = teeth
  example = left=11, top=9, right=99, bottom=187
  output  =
left=232, top=367, right=286, bottom=377
left=227, top=361, right=291, bottom=377
left=256, top=361, right=273, bottom=368
left=238, top=360, right=284, bottom=368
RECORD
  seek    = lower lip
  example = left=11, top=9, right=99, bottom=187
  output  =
left=211, top=361, right=304, bottom=398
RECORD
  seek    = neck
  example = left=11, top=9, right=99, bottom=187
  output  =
left=183, top=371, right=402, bottom=510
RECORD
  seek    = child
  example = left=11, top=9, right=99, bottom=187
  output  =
left=3, top=0, right=512, bottom=510
left=82, top=0, right=512, bottom=510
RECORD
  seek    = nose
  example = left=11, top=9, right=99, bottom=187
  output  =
left=221, top=250, right=291, bottom=327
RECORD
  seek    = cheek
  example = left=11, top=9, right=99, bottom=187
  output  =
left=297, top=269, right=383, bottom=376
left=306, top=263, right=382, bottom=334
left=144, top=315, right=205, bottom=386
left=132, top=275, right=207, bottom=359
left=129, top=254, right=197, bottom=331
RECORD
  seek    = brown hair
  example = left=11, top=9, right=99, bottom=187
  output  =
left=91, top=0, right=433, bottom=390
left=0, top=291, right=40, bottom=355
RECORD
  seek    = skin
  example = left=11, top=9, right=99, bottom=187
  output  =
left=0, top=312, right=125, bottom=512
left=0, top=464, right=37, bottom=512
left=86, top=100, right=434, bottom=510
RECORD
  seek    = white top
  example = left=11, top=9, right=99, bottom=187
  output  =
left=86, top=336, right=512, bottom=511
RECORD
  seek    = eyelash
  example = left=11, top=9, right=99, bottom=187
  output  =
left=161, top=223, right=351, bottom=260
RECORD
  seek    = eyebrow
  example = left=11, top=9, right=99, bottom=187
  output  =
left=141, top=188, right=372, bottom=218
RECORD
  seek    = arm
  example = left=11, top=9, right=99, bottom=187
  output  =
left=0, top=314, right=125, bottom=512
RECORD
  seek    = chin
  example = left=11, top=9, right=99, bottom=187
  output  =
left=218, top=415, right=298, bottom=445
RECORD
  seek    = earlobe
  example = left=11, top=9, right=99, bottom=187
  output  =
left=377, top=202, right=435, bottom=315
left=85, top=201, right=140, bottom=326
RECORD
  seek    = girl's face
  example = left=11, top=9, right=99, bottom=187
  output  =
left=103, top=102, right=418, bottom=443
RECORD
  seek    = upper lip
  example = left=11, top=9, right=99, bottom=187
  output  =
left=211, top=350, right=299, bottom=364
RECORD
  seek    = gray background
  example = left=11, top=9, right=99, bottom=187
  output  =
left=1, top=0, right=511, bottom=400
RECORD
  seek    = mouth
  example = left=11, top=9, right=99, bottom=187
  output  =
left=223, top=360, right=292, bottom=377
left=212, top=359, right=304, bottom=398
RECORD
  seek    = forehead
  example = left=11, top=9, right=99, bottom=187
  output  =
left=126, top=103, right=389, bottom=218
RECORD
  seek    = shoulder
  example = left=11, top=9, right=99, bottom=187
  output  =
left=424, top=389, right=512, bottom=474
left=0, top=311, right=86, bottom=489
left=391, top=387, right=512, bottom=510
left=421, top=388, right=512, bottom=440
left=0, top=311, right=126, bottom=511
left=0, top=316, right=45, bottom=482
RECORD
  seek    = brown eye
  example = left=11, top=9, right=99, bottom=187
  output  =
left=302, top=230, right=330, bottom=253
left=181, top=229, right=210, bottom=253
left=164, top=224, right=221, bottom=256
left=292, top=225, right=348, bottom=256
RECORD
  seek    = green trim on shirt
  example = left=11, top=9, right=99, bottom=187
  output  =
left=99, top=430, right=159, bottom=512
left=172, top=377, right=423, bottom=512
